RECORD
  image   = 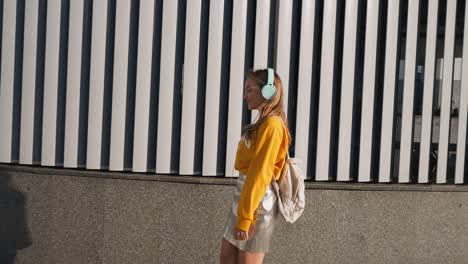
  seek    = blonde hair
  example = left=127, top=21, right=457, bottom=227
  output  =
left=242, top=69, right=292, bottom=146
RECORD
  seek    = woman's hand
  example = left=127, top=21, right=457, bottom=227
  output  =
left=233, top=224, right=256, bottom=241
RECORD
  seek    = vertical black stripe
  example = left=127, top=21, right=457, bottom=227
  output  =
left=391, top=0, right=409, bottom=182
left=124, top=0, right=140, bottom=170
left=147, top=0, right=163, bottom=171
left=100, top=0, right=116, bottom=169
left=307, top=0, right=323, bottom=180
left=287, top=0, right=301, bottom=158
left=404, top=0, right=423, bottom=183
left=267, top=0, right=276, bottom=67
left=328, top=0, right=346, bottom=181
left=78, top=0, right=92, bottom=167
left=12, top=0, right=25, bottom=162
left=217, top=0, right=233, bottom=176
left=170, top=0, right=186, bottom=174
left=33, top=0, right=48, bottom=164
left=349, top=0, right=366, bottom=181
left=370, top=0, right=389, bottom=182
left=242, top=0, right=256, bottom=127
left=194, top=0, right=209, bottom=175
left=406, top=0, right=425, bottom=183
left=55, top=0, right=70, bottom=166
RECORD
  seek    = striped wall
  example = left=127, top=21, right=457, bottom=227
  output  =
left=0, top=0, right=467, bottom=184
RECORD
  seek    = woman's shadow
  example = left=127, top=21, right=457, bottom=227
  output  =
left=0, top=173, right=32, bottom=264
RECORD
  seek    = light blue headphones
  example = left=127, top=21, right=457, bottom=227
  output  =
left=261, top=68, right=277, bottom=100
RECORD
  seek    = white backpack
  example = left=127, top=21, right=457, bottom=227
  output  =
left=271, top=152, right=305, bottom=223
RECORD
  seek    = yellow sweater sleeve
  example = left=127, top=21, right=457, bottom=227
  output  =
left=235, top=120, right=283, bottom=232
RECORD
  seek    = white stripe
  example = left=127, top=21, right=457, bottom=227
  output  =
left=156, top=0, right=178, bottom=173
left=358, top=0, right=380, bottom=182
left=42, top=0, right=62, bottom=166
left=274, top=0, right=292, bottom=116
left=437, top=0, right=458, bottom=183
left=203, top=0, right=224, bottom=176
left=64, top=0, right=84, bottom=167
left=316, top=0, right=337, bottom=181
left=86, top=0, right=109, bottom=169
left=418, top=0, right=439, bottom=183
left=337, top=0, right=358, bottom=181
left=180, top=0, right=202, bottom=175
left=0, top=0, right=17, bottom=162
left=295, top=0, right=316, bottom=179
left=109, top=0, right=131, bottom=171
left=133, top=0, right=155, bottom=172
left=379, top=0, right=400, bottom=182
left=251, top=0, right=271, bottom=122
left=20, top=0, right=40, bottom=164
left=253, top=0, right=270, bottom=69
left=225, top=0, right=248, bottom=177
left=398, top=0, right=420, bottom=183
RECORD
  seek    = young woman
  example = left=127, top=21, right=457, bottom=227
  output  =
left=219, top=68, right=292, bottom=264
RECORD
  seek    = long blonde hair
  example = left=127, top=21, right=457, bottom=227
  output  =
left=242, top=69, right=292, bottom=146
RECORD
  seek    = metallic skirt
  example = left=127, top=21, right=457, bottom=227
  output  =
left=222, top=173, right=278, bottom=253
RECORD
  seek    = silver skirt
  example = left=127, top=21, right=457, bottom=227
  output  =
left=222, top=173, right=278, bottom=253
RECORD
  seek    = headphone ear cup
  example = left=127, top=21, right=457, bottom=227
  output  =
left=262, top=84, right=276, bottom=100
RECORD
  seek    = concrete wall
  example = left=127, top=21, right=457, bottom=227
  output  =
left=0, top=165, right=467, bottom=264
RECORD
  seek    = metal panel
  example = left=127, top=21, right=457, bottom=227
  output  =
left=86, top=0, right=109, bottom=169
left=203, top=0, right=224, bottom=175
left=316, top=0, right=337, bottom=181
left=398, top=0, right=420, bottom=183
left=274, top=0, right=292, bottom=115
left=3, top=0, right=464, bottom=184
left=20, top=0, right=40, bottom=164
left=295, top=0, right=316, bottom=179
left=180, top=0, right=202, bottom=175
left=455, top=6, right=468, bottom=184
left=109, top=0, right=131, bottom=171
left=251, top=0, right=271, bottom=121
left=418, top=0, right=439, bottom=183
left=133, top=0, right=155, bottom=172
left=0, top=0, right=17, bottom=162
left=64, top=0, right=84, bottom=167
left=156, top=0, right=178, bottom=173
left=437, top=0, right=457, bottom=183
left=42, top=0, right=61, bottom=166
left=379, top=0, right=401, bottom=183
left=337, top=0, right=358, bottom=181
left=358, top=0, right=380, bottom=182
left=225, top=0, right=248, bottom=177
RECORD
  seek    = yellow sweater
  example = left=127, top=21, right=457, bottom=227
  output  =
left=234, top=116, right=290, bottom=232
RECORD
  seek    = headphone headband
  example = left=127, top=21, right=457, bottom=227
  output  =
left=262, top=68, right=277, bottom=100
left=267, top=68, right=274, bottom=86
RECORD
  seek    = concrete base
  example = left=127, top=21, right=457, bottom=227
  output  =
left=0, top=166, right=467, bottom=264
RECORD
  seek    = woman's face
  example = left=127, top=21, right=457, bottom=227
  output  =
left=243, top=78, right=265, bottom=110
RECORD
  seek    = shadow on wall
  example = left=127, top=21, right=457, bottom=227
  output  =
left=0, top=173, right=32, bottom=264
